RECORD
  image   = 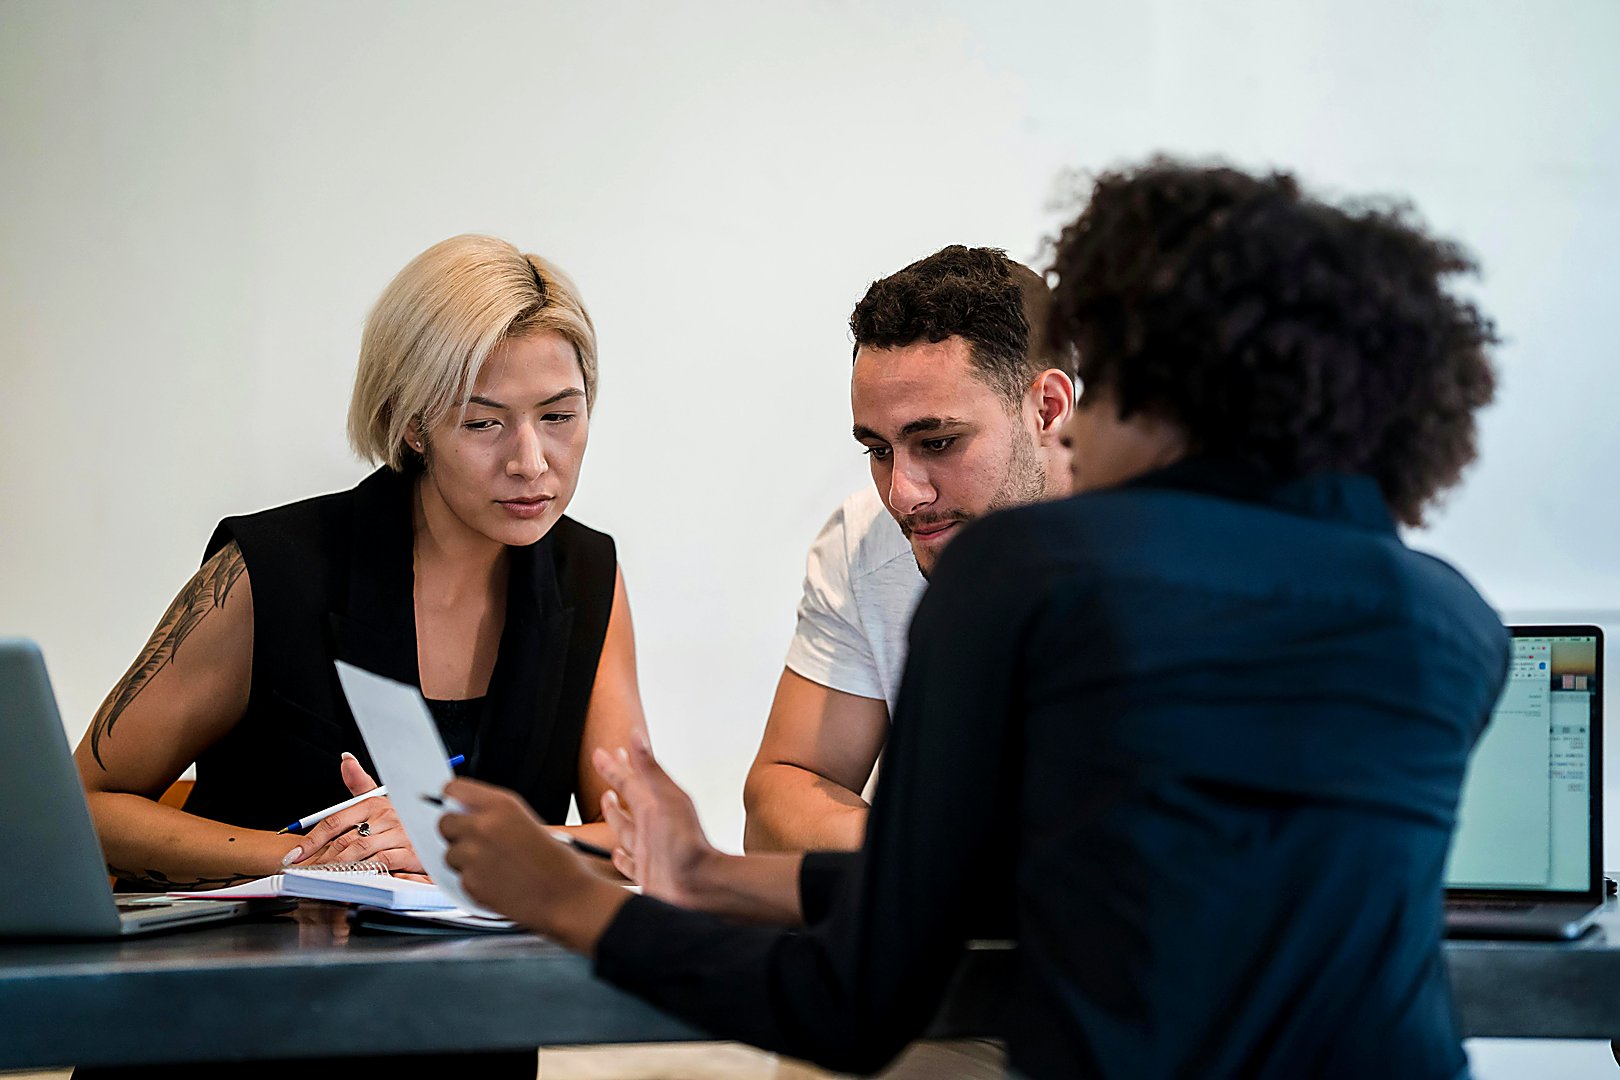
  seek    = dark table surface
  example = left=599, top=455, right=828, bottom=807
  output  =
left=2, top=899, right=1617, bottom=1069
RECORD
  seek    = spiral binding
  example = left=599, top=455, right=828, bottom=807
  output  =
left=291, top=860, right=390, bottom=875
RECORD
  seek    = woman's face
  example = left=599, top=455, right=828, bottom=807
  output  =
left=417, top=330, right=590, bottom=548
left=1060, top=388, right=1189, bottom=494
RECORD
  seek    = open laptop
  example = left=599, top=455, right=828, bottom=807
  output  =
left=1445, top=625, right=1606, bottom=940
left=0, top=638, right=285, bottom=937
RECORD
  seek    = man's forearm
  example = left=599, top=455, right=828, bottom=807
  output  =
left=743, top=763, right=869, bottom=853
left=687, top=849, right=807, bottom=925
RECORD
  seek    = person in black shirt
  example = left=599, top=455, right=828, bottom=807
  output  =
left=73, top=236, right=645, bottom=1080
left=76, top=235, right=641, bottom=895
left=440, top=160, right=1508, bottom=1079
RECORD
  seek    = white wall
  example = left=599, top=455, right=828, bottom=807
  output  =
left=3, top=2, right=1618, bottom=1071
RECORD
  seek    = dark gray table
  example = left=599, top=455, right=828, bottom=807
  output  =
left=1448, top=899, right=1620, bottom=1040
left=2, top=900, right=1617, bottom=1069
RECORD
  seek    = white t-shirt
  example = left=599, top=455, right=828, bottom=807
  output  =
left=783, top=486, right=926, bottom=718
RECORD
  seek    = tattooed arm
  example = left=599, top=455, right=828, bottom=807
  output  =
left=73, top=542, right=301, bottom=889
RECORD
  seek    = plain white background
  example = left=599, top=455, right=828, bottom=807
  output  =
left=4, top=2, right=1618, bottom=1074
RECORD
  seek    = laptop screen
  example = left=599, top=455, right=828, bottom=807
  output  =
left=1444, top=627, right=1602, bottom=895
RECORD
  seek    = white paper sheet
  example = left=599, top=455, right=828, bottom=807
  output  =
left=334, top=660, right=494, bottom=916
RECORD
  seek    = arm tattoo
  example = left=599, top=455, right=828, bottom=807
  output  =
left=107, top=865, right=258, bottom=891
left=89, top=542, right=247, bottom=769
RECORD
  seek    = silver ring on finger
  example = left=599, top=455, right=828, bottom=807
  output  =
left=357, top=821, right=372, bottom=837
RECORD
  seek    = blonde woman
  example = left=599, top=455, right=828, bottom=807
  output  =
left=75, top=235, right=642, bottom=898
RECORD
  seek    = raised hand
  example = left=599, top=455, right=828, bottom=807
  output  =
left=592, top=734, right=719, bottom=908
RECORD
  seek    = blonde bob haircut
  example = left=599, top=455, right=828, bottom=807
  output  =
left=348, top=234, right=598, bottom=471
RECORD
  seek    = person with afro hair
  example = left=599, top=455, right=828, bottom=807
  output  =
left=440, top=159, right=1511, bottom=1080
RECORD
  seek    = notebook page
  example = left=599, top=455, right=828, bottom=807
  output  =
left=168, top=860, right=390, bottom=900
left=281, top=868, right=455, bottom=909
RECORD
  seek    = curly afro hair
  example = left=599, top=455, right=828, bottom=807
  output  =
left=1045, top=159, right=1498, bottom=526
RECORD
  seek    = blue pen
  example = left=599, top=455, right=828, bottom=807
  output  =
left=276, top=754, right=465, bottom=834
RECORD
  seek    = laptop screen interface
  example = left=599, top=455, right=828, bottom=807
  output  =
left=1445, top=632, right=1599, bottom=893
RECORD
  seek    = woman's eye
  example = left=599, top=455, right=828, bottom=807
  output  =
left=463, top=419, right=499, bottom=432
left=862, top=446, right=892, bottom=462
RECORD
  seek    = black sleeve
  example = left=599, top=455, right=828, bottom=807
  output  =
left=593, top=516, right=1039, bottom=1075
left=799, top=850, right=856, bottom=925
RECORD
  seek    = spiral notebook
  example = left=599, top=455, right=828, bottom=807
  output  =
left=169, top=860, right=456, bottom=910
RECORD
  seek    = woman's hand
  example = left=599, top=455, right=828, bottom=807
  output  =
left=286, top=753, right=426, bottom=874
left=591, top=735, right=721, bottom=909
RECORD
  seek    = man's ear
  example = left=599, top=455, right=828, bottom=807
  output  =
left=1029, top=369, right=1076, bottom=443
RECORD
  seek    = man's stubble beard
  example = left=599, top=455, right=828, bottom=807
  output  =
left=985, top=427, right=1051, bottom=515
left=914, top=431, right=1049, bottom=580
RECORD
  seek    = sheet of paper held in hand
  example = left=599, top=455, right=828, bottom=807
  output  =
left=334, top=660, right=495, bottom=916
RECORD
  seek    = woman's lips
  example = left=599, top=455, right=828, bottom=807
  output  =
left=498, top=496, right=553, bottom=519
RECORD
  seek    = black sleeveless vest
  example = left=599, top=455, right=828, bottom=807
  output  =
left=182, top=466, right=616, bottom=831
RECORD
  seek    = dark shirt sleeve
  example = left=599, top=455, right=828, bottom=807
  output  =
left=799, top=850, right=857, bottom=925
left=593, top=518, right=1039, bottom=1074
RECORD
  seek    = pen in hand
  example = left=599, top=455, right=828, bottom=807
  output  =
left=276, top=753, right=465, bottom=834
left=550, top=832, right=613, bottom=860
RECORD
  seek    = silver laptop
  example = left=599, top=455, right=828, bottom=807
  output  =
left=1445, top=625, right=1606, bottom=940
left=0, top=638, right=280, bottom=937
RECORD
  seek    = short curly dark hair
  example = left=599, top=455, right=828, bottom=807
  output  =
left=1045, top=159, right=1498, bottom=525
left=850, top=245, right=1071, bottom=404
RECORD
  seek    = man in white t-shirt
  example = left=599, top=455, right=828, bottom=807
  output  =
left=743, top=246, right=1077, bottom=852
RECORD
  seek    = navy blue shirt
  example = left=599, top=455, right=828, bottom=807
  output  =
left=596, top=462, right=1509, bottom=1078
